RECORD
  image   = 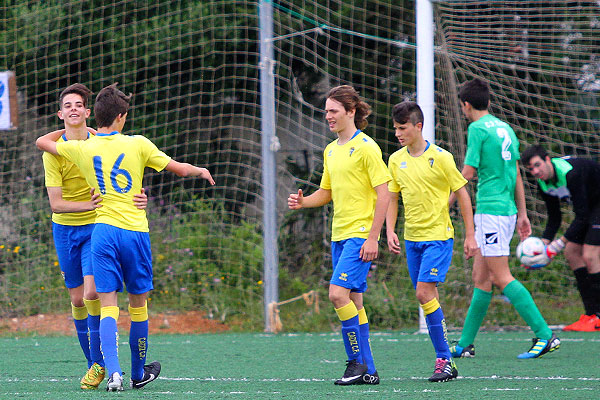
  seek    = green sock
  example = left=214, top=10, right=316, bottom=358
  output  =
left=503, top=280, right=552, bottom=340
left=458, top=288, right=492, bottom=348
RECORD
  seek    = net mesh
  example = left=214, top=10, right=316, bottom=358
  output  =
left=0, top=0, right=597, bottom=330
left=434, top=0, right=600, bottom=321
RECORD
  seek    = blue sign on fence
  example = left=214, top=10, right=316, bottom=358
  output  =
left=0, top=72, right=13, bottom=130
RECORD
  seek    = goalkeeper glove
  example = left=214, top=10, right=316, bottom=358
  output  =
left=546, top=238, right=565, bottom=259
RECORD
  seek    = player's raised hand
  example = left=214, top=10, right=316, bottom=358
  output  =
left=133, top=187, right=148, bottom=210
left=288, top=189, right=304, bottom=210
left=387, top=231, right=401, bottom=254
left=89, top=187, right=103, bottom=209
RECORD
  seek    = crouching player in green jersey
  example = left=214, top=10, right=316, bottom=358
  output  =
left=385, top=101, right=478, bottom=382
left=288, top=85, right=390, bottom=385
left=37, top=83, right=215, bottom=391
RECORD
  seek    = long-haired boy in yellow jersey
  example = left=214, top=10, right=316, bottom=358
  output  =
left=288, top=85, right=390, bottom=385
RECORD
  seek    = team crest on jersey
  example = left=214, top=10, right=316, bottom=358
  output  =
left=328, top=150, right=333, bottom=157
left=349, top=147, right=355, bottom=156
left=428, top=157, right=434, bottom=168
left=485, top=232, right=499, bottom=245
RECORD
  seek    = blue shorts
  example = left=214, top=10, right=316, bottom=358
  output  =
left=405, top=239, right=453, bottom=289
left=52, top=222, right=95, bottom=289
left=330, top=238, right=371, bottom=293
left=91, top=223, right=153, bottom=295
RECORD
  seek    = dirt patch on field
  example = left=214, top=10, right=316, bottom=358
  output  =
left=0, top=311, right=229, bottom=335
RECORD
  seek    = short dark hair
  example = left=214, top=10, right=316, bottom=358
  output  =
left=392, top=101, right=424, bottom=126
left=59, top=83, right=92, bottom=108
left=327, top=85, right=372, bottom=130
left=459, top=78, right=490, bottom=111
left=94, top=83, right=132, bottom=128
left=521, top=145, right=549, bottom=166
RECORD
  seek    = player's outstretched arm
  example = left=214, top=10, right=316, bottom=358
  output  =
left=46, top=186, right=102, bottom=213
left=36, top=129, right=66, bottom=155
left=288, top=188, right=331, bottom=210
left=454, top=185, right=478, bottom=259
left=386, top=191, right=401, bottom=254
left=165, top=160, right=215, bottom=185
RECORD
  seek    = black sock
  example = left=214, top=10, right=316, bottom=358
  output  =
left=573, top=267, right=595, bottom=315
left=587, top=271, right=600, bottom=316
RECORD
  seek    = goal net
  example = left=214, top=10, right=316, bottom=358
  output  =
left=0, top=0, right=596, bottom=331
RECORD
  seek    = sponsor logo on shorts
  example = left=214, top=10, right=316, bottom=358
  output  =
left=339, top=272, right=348, bottom=281
left=485, top=232, right=498, bottom=245
left=430, top=268, right=438, bottom=276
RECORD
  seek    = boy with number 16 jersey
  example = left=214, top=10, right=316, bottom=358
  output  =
left=37, top=83, right=215, bottom=391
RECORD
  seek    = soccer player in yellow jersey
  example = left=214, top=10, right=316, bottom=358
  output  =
left=37, top=83, right=215, bottom=391
left=42, top=83, right=147, bottom=390
left=288, top=85, right=391, bottom=385
left=385, top=101, right=478, bottom=382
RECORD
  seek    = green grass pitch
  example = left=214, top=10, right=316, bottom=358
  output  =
left=0, top=330, right=598, bottom=399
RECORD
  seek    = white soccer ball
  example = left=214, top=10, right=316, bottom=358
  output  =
left=516, top=236, right=548, bottom=269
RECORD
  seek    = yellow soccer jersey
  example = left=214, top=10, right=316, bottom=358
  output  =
left=388, top=142, right=467, bottom=241
left=320, top=131, right=391, bottom=241
left=43, top=134, right=96, bottom=226
left=56, top=132, right=171, bottom=232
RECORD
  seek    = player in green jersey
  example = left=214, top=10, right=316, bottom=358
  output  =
left=450, top=78, right=560, bottom=359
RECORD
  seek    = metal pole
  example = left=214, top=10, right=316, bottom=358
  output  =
left=417, top=0, right=435, bottom=143
left=259, top=0, right=279, bottom=332
left=416, top=0, right=435, bottom=334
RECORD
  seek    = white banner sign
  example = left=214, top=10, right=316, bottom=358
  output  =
left=0, top=72, right=12, bottom=130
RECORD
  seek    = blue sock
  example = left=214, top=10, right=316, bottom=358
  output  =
left=422, top=299, right=451, bottom=360
left=84, top=298, right=104, bottom=367
left=129, top=321, right=148, bottom=381
left=71, top=304, right=91, bottom=368
left=129, top=304, right=149, bottom=381
left=73, top=317, right=92, bottom=368
left=358, top=308, right=376, bottom=373
left=88, top=315, right=104, bottom=367
left=335, top=302, right=361, bottom=361
left=100, top=307, right=122, bottom=376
